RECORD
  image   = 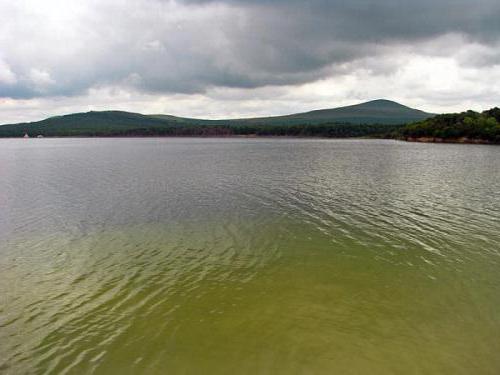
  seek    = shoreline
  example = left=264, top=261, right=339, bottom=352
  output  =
left=1, top=135, right=385, bottom=140
left=401, top=136, right=496, bottom=145
left=2, top=135, right=498, bottom=145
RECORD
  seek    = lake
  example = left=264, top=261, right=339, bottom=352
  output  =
left=1, top=138, right=500, bottom=374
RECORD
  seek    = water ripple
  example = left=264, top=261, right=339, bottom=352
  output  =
left=1, top=139, right=500, bottom=374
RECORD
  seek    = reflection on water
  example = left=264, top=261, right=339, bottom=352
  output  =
left=1, top=138, right=500, bottom=374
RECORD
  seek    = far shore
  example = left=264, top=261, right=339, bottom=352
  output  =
left=3, top=135, right=383, bottom=140
left=3, top=135, right=498, bottom=145
left=402, top=136, right=496, bottom=145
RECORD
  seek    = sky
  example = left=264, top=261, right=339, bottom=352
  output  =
left=1, top=0, right=499, bottom=124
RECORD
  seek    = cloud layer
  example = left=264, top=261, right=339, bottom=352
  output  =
left=0, top=0, right=499, bottom=122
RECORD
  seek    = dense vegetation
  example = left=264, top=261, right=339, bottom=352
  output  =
left=229, top=123, right=403, bottom=138
left=89, top=123, right=402, bottom=138
left=399, top=108, right=500, bottom=143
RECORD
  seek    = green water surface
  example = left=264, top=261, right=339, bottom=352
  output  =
left=1, top=138, right=499, bottom=374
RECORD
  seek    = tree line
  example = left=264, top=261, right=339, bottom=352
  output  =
left=399, top=108, right=500, bottom=143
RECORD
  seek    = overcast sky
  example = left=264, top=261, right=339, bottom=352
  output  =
left=1, top=0, right=499, bottom=123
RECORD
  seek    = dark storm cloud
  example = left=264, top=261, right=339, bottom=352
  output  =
left=0, top=0, right=499, bottom=99
left=184, top=0, right=500, bottom=39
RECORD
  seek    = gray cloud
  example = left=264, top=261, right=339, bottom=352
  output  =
left=0, top=0, right=499, bottom=100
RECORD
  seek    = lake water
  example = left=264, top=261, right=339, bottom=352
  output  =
left=1, top=138, right=500, bottom=374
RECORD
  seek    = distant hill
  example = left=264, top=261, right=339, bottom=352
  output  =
left=151, top=99, right=433, bottom=126
left=0, top=99, right=434, bottom=137
left=0, top=111, right=181, bottom=137
left=229, top=99, right=433, bottom=126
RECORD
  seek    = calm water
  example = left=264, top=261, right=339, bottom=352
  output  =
left=1, top=138, right=500, bottom=374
